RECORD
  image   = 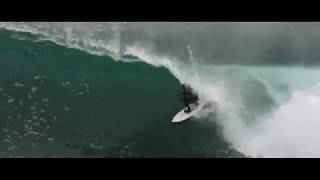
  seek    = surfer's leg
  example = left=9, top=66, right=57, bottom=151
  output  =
left=184, top=104, right=191, bottom=113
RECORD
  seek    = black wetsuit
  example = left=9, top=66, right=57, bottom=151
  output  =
left=181, top=84, right=199, bottom=113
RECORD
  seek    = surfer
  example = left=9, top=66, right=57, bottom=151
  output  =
left=181, top=84, right=199, bottom=113
left=171, top=84, right=201, bottom=123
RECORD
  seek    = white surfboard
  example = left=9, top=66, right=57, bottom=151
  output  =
left=172, top=103, right=203, bottom=123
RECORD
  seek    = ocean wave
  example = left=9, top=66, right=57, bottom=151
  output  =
left=2, top=23, right=320, bottom=157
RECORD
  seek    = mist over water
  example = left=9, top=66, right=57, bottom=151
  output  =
left=3, top=22, right=320, bottom=65
left=1, top=22, right=320, bottom=157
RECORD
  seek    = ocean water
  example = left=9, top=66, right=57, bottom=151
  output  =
left=0, top=29, right=239, bottom=157
left=1, top=22, right=320, bottom=158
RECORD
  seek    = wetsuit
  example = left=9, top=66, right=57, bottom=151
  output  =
left=181, top=84, right=198, bottom=113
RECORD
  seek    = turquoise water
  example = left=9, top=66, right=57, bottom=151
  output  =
left=0, top=30, right=240, bottom=157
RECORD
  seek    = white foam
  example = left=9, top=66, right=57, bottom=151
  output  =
left=31, top=87, right=37, bottom=93
left=29, top=131, right=39, bottom=135
left=239, top=84, right=320, bottom=158
left=14, top=82, right=24, bottom=87
left=7, top=98, right=15, bottom=103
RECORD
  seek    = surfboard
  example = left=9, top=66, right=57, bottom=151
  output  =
left=172, top=103, right=203, bottom=123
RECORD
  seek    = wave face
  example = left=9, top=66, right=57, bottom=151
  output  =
left=2, top=22, right=320, bottom=157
